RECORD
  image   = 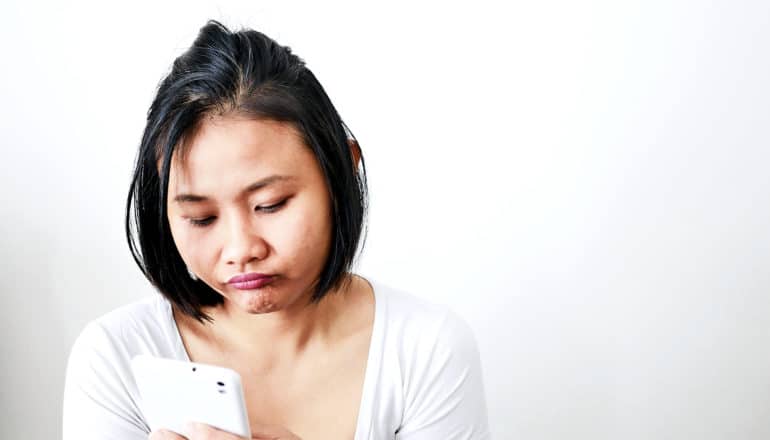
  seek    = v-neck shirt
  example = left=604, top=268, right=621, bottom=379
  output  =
left=63, top=279, right=492, bottom=439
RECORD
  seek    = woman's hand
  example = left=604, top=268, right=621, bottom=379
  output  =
left=149, top=422, right=302, bottom=440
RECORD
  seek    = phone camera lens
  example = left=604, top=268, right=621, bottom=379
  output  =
left=217, top=381, right=225, bottom=386
left=192, top=367, right=196, bottom=372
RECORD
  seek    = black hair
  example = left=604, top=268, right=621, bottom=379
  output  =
left=125, top=20, right=367, bottom=322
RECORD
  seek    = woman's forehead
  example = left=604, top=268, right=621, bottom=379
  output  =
left=168, top=117, right=318, bottom=196
left=187, top=116, right=303, bottom=154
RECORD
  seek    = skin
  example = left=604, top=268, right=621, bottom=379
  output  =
left=162, top=115, right=373, bottom=439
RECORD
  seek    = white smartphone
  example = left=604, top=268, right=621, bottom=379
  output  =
left=131, top=355, right=251, bottom=438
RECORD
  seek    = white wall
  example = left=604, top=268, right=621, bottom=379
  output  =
left=1, top=1, right=769, bottom=438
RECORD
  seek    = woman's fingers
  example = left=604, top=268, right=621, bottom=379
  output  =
left=149, top=423, right=254, bottom=440
left=184, top=422, right=249, bottom=439
left=150, top=421, right=301, bottom=440
left=148, top=429, right=187, bottom=439
left=249, top=422, right=301, bottom=439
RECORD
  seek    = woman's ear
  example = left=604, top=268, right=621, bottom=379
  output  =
left=348, top=139, right=361, bottom=169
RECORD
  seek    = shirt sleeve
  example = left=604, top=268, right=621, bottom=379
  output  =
left=62, top=321, right=150, bottom=440
left=396, top=310, right=492, bottom=440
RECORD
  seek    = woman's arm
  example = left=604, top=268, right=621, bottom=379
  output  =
left=62, top=322, right=149, bottom=440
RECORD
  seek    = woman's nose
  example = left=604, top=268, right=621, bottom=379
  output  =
left=221, top=213, right=268, bottom=266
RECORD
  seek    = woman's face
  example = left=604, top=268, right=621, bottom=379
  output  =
left=166, top=116, right=333, bottom=315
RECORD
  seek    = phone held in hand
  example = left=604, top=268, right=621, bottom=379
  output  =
left=131, top=355, right=251, bottom=438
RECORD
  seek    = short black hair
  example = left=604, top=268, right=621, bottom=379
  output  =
left=126, top=20, right=368, bottom=322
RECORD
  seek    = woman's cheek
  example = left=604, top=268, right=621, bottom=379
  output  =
left=168, top=218, right=191, bottom=255
left=172, top=220, right=214, bottom=266
left=273, top=212, right=322, bottom=266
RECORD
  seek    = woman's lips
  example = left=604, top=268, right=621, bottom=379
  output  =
left=227, top=273, right=275, bottom=290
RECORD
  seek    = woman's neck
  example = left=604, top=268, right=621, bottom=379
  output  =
left=175, top=276, right=362, bottom=369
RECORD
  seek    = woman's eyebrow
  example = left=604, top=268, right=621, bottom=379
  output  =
left=172, top=175, right=295, bottom=204
left=242, top=174, right=295, bottom=194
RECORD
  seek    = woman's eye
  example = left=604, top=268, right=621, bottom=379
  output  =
left=255, top=199, right=288, bottom=213
left=189, top=216, right=216, bottom=227
left=185, top=200, right=286, bottom=226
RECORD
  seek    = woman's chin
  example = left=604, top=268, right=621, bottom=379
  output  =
left=233, top=289, right=280, bottom=314
left=220, top=281, right=310, bottom=315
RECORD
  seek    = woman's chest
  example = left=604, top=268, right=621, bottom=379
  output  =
left=241, top=358, right=367, bottom=440
left=186, top=333, right=372, bottom=440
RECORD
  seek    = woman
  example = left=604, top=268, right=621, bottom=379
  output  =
left=63, top=20, right=491, bottom=440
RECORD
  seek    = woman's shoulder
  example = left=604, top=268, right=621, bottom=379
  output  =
left=365, top=279, right=491, bottom=437
left=368, top=278, right=482, bottom=366
left=370, top=278, right=474, bottom=340
left=73, top=294, right=170, bottom=345
left=63, top=295, right=177, bottom=436
left=67, top=294, right=184, bottom=372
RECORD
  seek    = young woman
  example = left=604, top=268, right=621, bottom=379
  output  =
left=63, top=20, right=491, bottom=440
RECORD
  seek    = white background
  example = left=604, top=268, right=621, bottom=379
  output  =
left=1, top=1, right=769, bottom=439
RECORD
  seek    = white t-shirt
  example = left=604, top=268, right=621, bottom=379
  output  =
left=63, top=279, right=492, bottom=439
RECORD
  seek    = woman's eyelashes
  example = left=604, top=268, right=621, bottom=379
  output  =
left=255, top=198, right=288, bottom=213
left=189, top=216, right=216, bottom=227
left=187, top=199, right=289, bottom=227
